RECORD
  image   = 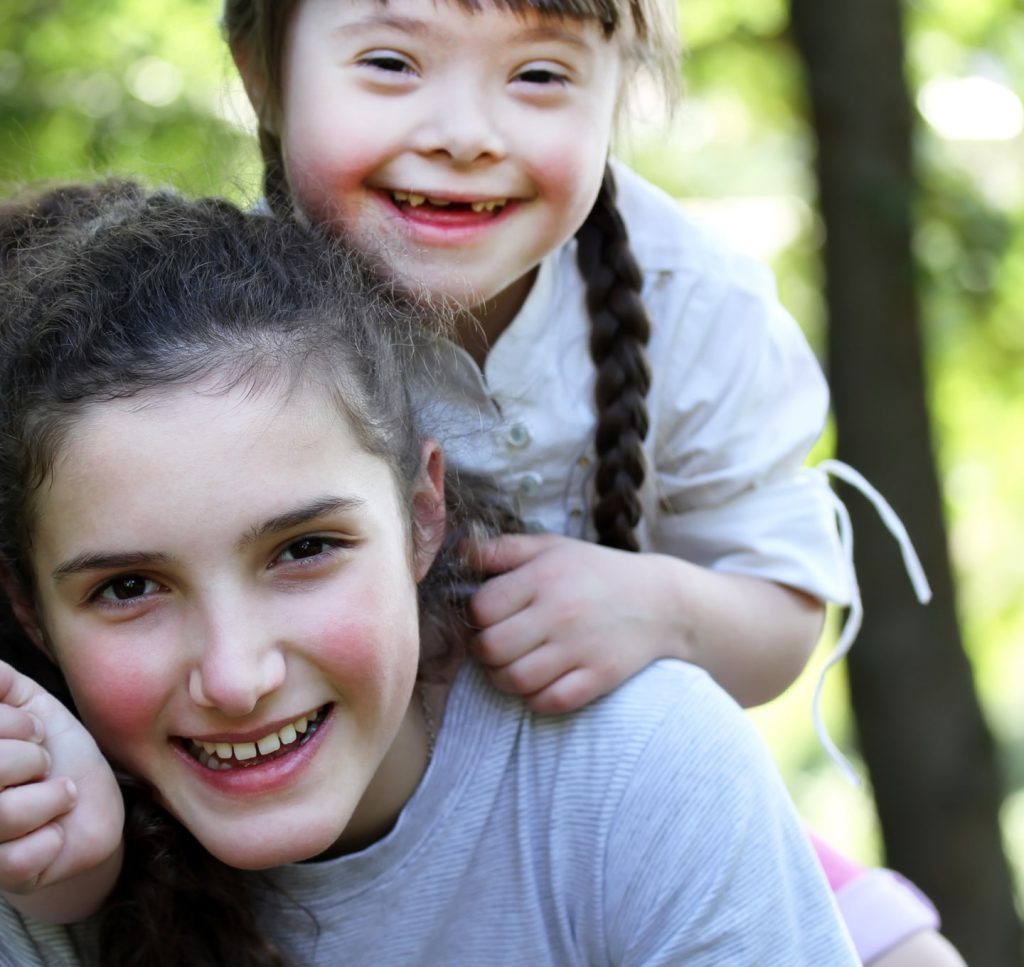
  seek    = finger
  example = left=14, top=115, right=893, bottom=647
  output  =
left=0, top=661, right=36, bottom=709
left=470, top=565, right=540, bottom=628
left=0, top=822, right=64, bottom=894
left=0, top=705, right=44, bottom=744
left=0, top=739, right=51, bottom=788
left=486, top=643, right=576, bottom=698
left=0, top=777, right=76, bottom=843
left=472, top=533, right=564, bottom=576
left=471, top=607, right=547, bottom=666
left=522, top=667, right=608, bottom=716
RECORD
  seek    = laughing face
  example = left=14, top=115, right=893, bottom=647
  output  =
left=26, top=379, right=443, bottom=869
left=271, top=0, right=623, bottom=331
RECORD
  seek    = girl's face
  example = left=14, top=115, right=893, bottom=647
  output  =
left=268, top=0, right=623, bottom=328
left=25, top=380, right=443, bottom=869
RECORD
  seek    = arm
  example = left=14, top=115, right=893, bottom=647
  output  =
left=0, top=660, right=124, bottom=923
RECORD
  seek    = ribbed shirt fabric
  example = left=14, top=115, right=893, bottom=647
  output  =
left=0, top=661, right=858, bottom=965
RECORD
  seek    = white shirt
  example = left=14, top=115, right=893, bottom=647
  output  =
left=416, top=162, right=850, bottom=604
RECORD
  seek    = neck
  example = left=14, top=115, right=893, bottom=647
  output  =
left=454, top=268, right=538, bottom=368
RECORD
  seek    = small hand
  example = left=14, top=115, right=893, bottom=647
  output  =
left=469, top=534, right=673, bottom=714
left=0, top=660, right=123, bottom=900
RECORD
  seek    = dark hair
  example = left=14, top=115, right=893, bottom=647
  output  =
left=0, top=179, right=518, bottom=967
left=222, top=0, right=674, bottom=551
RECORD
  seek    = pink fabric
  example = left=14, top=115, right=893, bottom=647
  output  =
left=807, top=831, right=941, bottom=963
left=809, top=830, right=866, bottom=891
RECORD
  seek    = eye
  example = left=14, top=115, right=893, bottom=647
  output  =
left=273, top=535, right=354, bottom=568
left=358, top=51, right=416, bottom=75
left=95, top=575, right=161, bottom=603
left=279, top=537, right=330, bottom=562
left=513, top=65, right=570, bottom=87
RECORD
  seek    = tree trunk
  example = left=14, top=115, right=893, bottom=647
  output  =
left=787, top=1, right=1022, bottom=962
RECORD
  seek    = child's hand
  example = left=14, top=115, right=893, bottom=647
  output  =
left=0, top=660, right=123, bottom=907
left=468, top=534, right=675, bottom=714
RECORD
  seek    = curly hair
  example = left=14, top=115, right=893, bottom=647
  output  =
left=0, top=179, right=519, bottom=966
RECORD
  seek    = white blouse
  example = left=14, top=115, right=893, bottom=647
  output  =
left=416, top=162, right=850, bottom=605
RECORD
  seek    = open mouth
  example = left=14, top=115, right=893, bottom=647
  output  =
left=181, top=705, right=331, bottom=771
left=390, top=190, right=508, bottom=215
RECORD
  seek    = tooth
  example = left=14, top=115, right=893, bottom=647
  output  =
left=427, top=197, right=450, bottom=206
left=200, top=741, right=217, bottom=755
left=471, top=201, right=486, bottom=213
left=295, top=717, right=309, bottom=734
left=233, top=742, right=258, bottom=761
left=279, top=723, right=298, bottom=745
left=257, top=733, right=281, bottom=755
left=407, top=194, right=425, bottom=207
left=393, top=190, right=408, bottom=201
left=215, top=743, right=233, bottom=759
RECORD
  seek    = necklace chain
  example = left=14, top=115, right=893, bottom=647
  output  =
left=417, top=684, right=436, bottom=762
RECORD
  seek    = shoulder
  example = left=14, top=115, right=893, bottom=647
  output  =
left=528, top=660, right=768, bottom=797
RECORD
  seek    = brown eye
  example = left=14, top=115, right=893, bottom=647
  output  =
left=285, top=537, right=326, bottom=560
left=98, top=575, right=156, bottom=602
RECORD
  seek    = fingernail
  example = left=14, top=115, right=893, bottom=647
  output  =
left=64, top=778, right=78, bottom=802
left=28, top=714, right=45, bottom=743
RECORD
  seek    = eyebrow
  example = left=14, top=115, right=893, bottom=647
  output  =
left=50, top=496, right=366, bottom=581
left=52, top=550, right=176, bottom=582
left=238, top=495, right=366, bottom=549
left=335, top=15, right=593, bottom=51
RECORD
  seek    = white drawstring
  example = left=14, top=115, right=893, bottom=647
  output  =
left=810, top=459, right=932, bottom=785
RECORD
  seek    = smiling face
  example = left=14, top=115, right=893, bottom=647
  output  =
left=25, top=379, right=442, bottom=869
left=271, top=0, right=623, bottom=331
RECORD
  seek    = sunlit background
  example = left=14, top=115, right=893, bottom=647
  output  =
left=1, top=0, right=1022, bottom=905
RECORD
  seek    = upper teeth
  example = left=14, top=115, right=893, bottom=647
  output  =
left=192, top=711, right=313, bottom=763
left=392, top=191, right=507, bottom=212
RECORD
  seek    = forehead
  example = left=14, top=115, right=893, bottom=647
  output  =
left=31, top=380, right=397, bottom=547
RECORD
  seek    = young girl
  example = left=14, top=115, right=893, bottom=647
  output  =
left=220, top=0, right=960, bottom=963
left=0, top=181, right=860, bottom=964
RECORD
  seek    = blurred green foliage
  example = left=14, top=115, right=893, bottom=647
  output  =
left=2, top=0, right=1022, bottom=887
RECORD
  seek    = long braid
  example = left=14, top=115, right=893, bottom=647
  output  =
left=575, top=165, right=652, bottom=551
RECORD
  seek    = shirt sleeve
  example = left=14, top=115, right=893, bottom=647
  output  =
left=646, top=249, right=850, bottom=604
left=600, top=666, right=859, bottom=966
left=0, top=897, right=86, bottom=966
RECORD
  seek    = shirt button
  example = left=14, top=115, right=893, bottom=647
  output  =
left=506, top=422, right=531, bottom=448
left=577, top=456, right=591, bottom=469
left=517, top=471, right=543, bottom=496
left=570, top=507, right=583, bottom=519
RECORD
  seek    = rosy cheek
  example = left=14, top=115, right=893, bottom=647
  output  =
left=63, top=655, right=164, bottom=759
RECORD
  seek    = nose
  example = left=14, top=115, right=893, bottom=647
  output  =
left=188, top=603, right=286, bottom=717
left=414, top=85, right=506, bottom=165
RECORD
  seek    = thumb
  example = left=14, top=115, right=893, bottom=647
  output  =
left=472, top=532, right=565, bottom=576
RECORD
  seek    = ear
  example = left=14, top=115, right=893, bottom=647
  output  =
left=412, top=439, right=446, bottom=582
left=0, top=564, right=49, bottom=657
left=229, top=39, right=278, bottom=135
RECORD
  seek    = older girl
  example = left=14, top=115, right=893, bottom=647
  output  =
left=0, top=182, right=857, bottom=965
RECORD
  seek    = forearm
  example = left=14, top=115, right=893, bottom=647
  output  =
left=4, top=840, right=123, bottom=924
left=648, top=554, right=825, bottom=707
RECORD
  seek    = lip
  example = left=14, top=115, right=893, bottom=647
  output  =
left=173, top=703, right=335, bottom=796
left=185, top=705, right=324, bottom=745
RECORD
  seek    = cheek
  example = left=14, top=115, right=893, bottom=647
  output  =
left=61, top=652, right=166, bottom=760
left=303, top=582, right=421, bottom=704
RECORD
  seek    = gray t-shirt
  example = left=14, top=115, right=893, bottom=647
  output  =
left=1, top=661, right=857, bottom=966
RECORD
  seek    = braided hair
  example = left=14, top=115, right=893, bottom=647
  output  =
left=574, top=165, right=652, bottom=551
